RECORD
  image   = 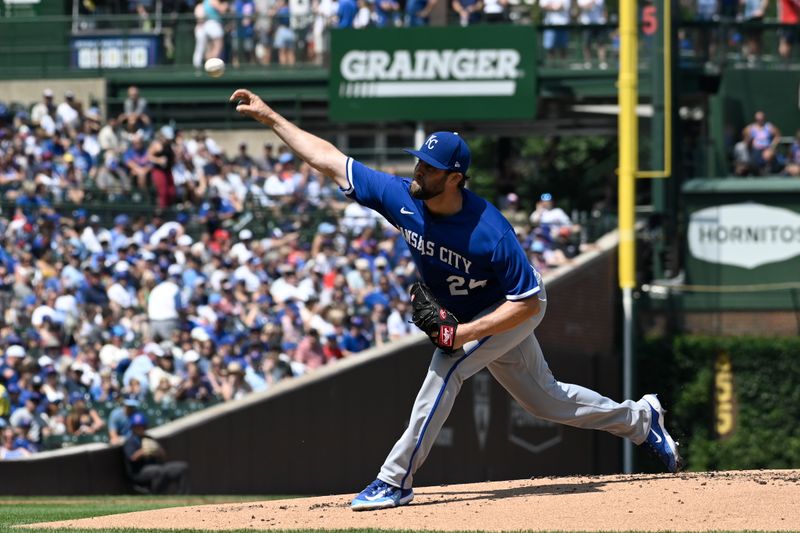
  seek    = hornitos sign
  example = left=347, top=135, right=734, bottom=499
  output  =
left=329, top=26, right=536, bottom=122
left=688, top=203, right=800, bottom=269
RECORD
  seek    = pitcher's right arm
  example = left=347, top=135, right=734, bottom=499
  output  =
left=230, top=88, right=349, bottom=189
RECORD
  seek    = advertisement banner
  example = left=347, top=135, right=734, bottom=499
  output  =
left=329, top=25, right=537, bottom=122
left=687, top=203, right=800, bottom=269
left=0, top=0, right=41, bottom=16
left=70, top=35, right=161, bottom=69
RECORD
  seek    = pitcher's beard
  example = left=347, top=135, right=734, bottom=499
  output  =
left=410, top=179, right=442, bottom=200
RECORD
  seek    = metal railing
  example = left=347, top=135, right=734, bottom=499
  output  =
left=1, top=11, right=799, bottom=79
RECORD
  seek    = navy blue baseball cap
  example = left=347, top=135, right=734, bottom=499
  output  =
left=405, top=132, right=471, bottom=175
left=130, top=412, right=148, bottom=427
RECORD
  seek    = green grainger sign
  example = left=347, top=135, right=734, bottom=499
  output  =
left=329, top=25, right=537, bottom=123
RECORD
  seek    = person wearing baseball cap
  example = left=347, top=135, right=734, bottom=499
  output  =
left=529, top=191, right=578, bottom=238
left=405, top=131, right=470, bottom=174
left=232, top=87, right=684, bottom=512
left=31, top=89, right=55, bottom=126
left=1, top=345, right=25, bottom=385
left=403, top=132, right=471, bottom=200
left=107, top=395, right=141, bottom=445
left=123, top=412, right=188, bottom=494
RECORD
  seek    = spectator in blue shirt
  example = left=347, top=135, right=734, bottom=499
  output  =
left=77, top=266, right=110, bottom=307
left=374, top=0, right=401, bottom=26
left=108, top=397, right=140, bottom=445
left=338, top=0, right=359, bottom=27
left=364, top=277, right=395, bottom=310
left=0, top=428, right=31, bottom=459
left=405, top=0, right=437, bottom=26
left=341, top=317, right=370, bottom=354
left=4, top=383, right=23, bottom=413
left=198, top=190, right=237, bottom=234
left=233, top=0, right=256, bottom=66
left=272, top=0, right=297, bottom=65
left=123, top=132, right=152, bottom=196
left=14, top=182, right=50, bottom=220
left=452, top=0, right=482, bottom=25
left=175, top=361, right=216, bottom=402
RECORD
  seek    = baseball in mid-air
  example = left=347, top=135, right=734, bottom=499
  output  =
left=204, top=57, right=225, bottom=78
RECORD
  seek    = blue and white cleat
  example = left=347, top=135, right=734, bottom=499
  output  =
left=351, top=479, right=414, bottom=511
left=643, top=394, right=684, bottom=473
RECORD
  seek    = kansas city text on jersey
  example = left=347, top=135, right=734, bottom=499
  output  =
left=399, top=226, right=473, bottom=274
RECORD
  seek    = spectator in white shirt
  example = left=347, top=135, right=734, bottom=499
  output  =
left=541, top=0, right=571, bottom=60
left=263, top=171, right=288, bottom=198
left=80, top=215, right=106, bottom=254
left=56, top=91, right=82, bottom=131
left=482, top=0, right=508, bottom=22
left=270, top=266, right=302, bottom=303
left=386, top=299, right=414, bottom=340
left=341, top=202, right=381, bottom=236
left=529, top=192, right=578, bottom=238
left=108, top=270, right=137, bottom=311
left=31, top=291, right=61, bottom=328
left=99, top=326, right=130, bottom=369
left=147, top=266, right=184, bottom=342
left=30, top=89, right=56, bottom=126
left=233, top=256, right=263, bottom=293
left=230, top=229, right=254, bottom=264
left=98, top=116, right=123, bottom=153
left=346, top=258, right=370, bottom=293
left=577, top=0, right=607, bottom=68
left=55, top=286, right=80, bottom=326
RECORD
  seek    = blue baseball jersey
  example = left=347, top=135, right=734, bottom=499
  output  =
left=343, top=158, right=540, bottom=321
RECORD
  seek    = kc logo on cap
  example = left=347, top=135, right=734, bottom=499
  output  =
left=405, top=131, right=471, bottom=175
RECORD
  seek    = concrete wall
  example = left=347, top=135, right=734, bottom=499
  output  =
left=0, top=79, right=106, bottom=111
left=203, top=129, right=283, bottom=157
left=0, top=234, right=621, bottom=496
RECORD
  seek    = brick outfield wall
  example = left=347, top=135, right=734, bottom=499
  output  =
left=537, top=245, right=618, bottom=358
left=0, top=240, right=622, bottom=496
left=681, top=311, right=800, bottom=337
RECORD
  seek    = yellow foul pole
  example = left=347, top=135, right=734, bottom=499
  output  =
left=618, top=0, right=638, bottom=473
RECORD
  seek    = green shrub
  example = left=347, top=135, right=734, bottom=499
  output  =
left=638, top=336, right=800, bottom=471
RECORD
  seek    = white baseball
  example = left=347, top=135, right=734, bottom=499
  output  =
left=204, top=57, right=225, bottom=78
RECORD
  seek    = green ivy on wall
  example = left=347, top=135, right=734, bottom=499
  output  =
left=637, top=336, right=800, bottom=471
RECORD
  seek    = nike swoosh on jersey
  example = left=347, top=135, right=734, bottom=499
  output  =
left=649, top=429, right=663, bottom=444
left=400, top=207, right=415, bottom=215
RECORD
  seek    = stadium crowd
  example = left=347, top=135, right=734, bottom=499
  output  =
left=0, top=86, right=586, bottom=459
left=98, top=0, right=799, bottom=70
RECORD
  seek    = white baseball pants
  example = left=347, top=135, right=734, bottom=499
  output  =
left=378, top=283, right=652, bottom=490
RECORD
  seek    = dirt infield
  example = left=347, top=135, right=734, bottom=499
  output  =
left=26, top=469, right=800, bottom=531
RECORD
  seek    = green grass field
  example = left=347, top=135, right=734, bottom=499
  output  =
left=0, top=495, right=287, bottom=533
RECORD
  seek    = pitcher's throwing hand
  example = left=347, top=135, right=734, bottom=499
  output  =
left=230, top=89, right=278, bottom=126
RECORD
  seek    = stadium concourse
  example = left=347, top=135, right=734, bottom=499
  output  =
left=0, top=93, right=589, bottom=459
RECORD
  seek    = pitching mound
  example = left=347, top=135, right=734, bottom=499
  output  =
left=26, top=469, right=800, bottom=531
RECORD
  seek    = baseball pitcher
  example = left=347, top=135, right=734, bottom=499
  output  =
left=231, top=88, right=683, bottom=512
